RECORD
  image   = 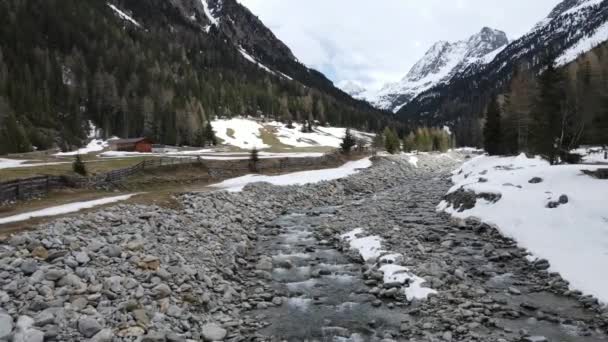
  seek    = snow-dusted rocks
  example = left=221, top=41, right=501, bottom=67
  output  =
left=340, top=228, right=438, bottom=301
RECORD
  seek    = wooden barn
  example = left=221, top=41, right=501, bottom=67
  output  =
left=110, top=138, right=153, bottom=153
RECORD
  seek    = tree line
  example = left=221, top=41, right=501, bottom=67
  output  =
left=340, top=126, right=454, bottom=154
left=483, top=47, right=608, bottom=163
left=0, top=0, right=396, bottom=155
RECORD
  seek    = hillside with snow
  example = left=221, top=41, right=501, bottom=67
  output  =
left=211, top=118, right=374, bottom=150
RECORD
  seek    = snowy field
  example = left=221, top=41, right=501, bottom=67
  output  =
left=210, top=157, right=372, bottom=192
left=438, top=153, right=608, bottom=303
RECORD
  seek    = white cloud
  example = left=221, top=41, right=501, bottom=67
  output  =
left=238, top=0, right=561, bottom=91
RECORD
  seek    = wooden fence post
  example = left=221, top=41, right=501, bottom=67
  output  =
left=16, top=180, right=22, bottom=201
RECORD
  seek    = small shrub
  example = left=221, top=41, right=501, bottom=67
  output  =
left=73, top=154, right=87, bottom=176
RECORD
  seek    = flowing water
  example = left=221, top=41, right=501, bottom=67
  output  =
left=252, top=208, right=413, bottom=341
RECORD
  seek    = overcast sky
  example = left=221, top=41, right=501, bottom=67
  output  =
left=237, top=0, right=561, bottom=91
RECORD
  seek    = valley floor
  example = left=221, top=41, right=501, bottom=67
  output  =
left=0, top=153, right=606, bottom=341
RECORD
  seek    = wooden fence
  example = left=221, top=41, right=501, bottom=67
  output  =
left=0, top=175, right=71, bottom=203
left=0, top=151, right=357, bottom=204
left=88, top=157, right=200, bottom=184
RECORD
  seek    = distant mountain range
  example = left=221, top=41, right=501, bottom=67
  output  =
left=397, top=0, right=608, bottom=126
left=360, top=27, right=509, bottom=113
left=339, top=0, right=608, bottom=125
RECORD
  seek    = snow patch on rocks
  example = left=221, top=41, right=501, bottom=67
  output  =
left=439, top=153, right=608, bottom=303
left=341, top=228, right=437, bottom=301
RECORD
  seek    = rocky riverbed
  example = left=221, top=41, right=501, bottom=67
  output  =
left=0, top=153, right=606, bottom=341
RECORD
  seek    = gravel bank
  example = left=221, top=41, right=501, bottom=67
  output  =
left=0, top=153, right=606, bottom=341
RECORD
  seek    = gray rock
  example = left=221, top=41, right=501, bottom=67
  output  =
left=166, top=305, right=183, bottom=318
left=44, top=269, right=66, bottom=281
left=201, top=323, right=227, bottom=341
left=153, top=284, right=172, bottom=299
left=102, top=245, right=122, bottom=258
left=20, top=260, right=38, bottom=275
left=34, top=308, right=58, bottom=326
left=13, top=316, right=43, bottom=342
left=558, top=194, right=569, bottom=204
left=90, top=328, right=113, bottom=342
left=78, top=316, right=102, bottom=338
left=508, top=287, right=522, bottom=295
left=0, top=312, right=13, bottom=340
left=256, top=257, right=273, bottom=271
left=74, top=251, right=91, bottom=264
left=166, top=332, right=186, bottom=342
left=454, top=269, right=466, bottom=280
left=142, top=332, right=167, bottom=342
left=528, top=177, right=543, bottom=184
left=13, top=328, right=44, bottom=342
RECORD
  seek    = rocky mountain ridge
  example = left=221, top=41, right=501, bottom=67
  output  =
left=397, top=0, right=608, bottom=128
left=364, top=27, right=509, bottom=113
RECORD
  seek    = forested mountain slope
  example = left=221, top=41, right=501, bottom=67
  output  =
left=397, top=0, right=608, bottom=146
left=0, top=0, right=391, bottom=154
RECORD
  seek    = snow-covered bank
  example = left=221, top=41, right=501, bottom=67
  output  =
left=0, top=194, right=138, bottom=225
left=438, top=154, right=608, bottom=303
left=341, top=228, right=437, bottom=301
left=572, top=146, right=608, bottom=164
left=210, top=158, right=372, bottom=192
left=0, top=158, right=68, bottom=170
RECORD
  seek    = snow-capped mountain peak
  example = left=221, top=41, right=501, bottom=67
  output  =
left=366, top=27, right=508, bottom=113
left=337, top=80, right=367, bottom=99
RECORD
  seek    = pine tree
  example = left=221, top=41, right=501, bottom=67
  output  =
left=484, top=94, right=503, bottom=155
left=402, top=132, right=416, bottom=152
left=371, top=132, right=384, bottom=151
left=384, top=127, right=400, bottom=154
left=414, top=127, right=433, bottom=152
left=530, top=58, right=564, bottom=164
left=340, top=128, right=356, bottom=154
left=203, top=121, right=217, bottom=146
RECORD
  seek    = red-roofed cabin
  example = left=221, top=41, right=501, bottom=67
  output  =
left=110, top=138, right=153, bottom=153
